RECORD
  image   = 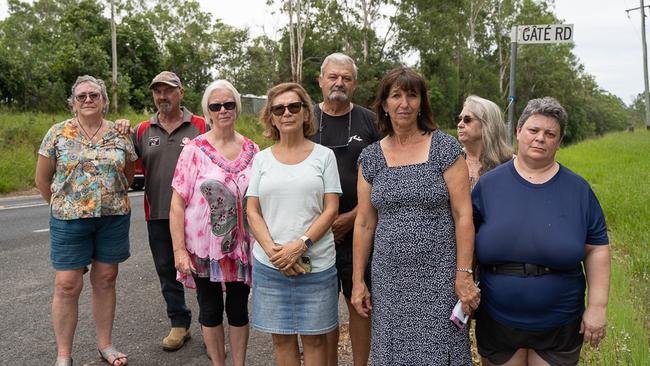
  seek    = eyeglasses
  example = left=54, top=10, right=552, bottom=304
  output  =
left=318, top=109, right=351, bottom=149
left=208, top=101, right=236, bottom=112
left=457, top=115, right=478, bottom=124
left=75, top=93, right=101, bottom=103
left=270, top=102, right=305, bottom=116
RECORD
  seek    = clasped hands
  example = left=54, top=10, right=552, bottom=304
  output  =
left=269, top=240, right=307, bottom=276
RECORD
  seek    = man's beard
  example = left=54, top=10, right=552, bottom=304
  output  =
left=327, top=89, right=349, bottom=103
left=157, top=102, right=173, bottom=114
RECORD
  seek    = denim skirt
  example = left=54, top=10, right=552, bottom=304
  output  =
left=251, top=257, right=338, bottom=335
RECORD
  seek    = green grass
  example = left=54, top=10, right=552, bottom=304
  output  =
left=556, top=128, right=650, bottom=365
left=0, top=112, right=269, bottom=193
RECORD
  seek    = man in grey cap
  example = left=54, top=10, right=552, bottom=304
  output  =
left=129, top=71, right=209, bottom=350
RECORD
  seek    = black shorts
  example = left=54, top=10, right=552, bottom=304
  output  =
left=336, top=239, right=371, bottom=299
left=475, top=309, right=584, bottom=366
left=192, top=277, right=250, bottom=327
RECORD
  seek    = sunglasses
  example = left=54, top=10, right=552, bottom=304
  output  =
left=208, top=101, right=237, bottom=112
left=75, top=93, right=101, bottom=102
left=270, top=102, right=305, bottom=116
left=457, top=115, right=478, bottom=124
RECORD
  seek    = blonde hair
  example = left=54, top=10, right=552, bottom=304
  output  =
left=260, top=83, right=316, bottom=140
left=463, top=95, right=513, bottom=174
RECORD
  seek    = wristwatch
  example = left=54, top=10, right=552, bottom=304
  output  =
left=300, top=235, right=314, bottom=249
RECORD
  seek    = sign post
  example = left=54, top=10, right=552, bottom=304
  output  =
left=507, top=24, right=574, bottom=145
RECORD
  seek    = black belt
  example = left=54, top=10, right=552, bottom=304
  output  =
left=482, top=263, right=578, bottom=276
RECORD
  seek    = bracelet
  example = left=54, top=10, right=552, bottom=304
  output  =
left=456, top=267, right=473, bottom=274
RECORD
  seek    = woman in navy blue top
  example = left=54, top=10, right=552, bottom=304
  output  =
left=472, top=97, right=610, bottom=366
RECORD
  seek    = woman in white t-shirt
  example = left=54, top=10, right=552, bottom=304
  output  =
left=246, top=82, right=341, bottom=365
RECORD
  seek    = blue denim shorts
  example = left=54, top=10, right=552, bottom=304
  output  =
left=251, top=257, right=338, bottom=335
left=49, top=213, right=131, bottom=270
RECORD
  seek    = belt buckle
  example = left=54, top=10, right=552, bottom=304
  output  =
left=524, top=263, right=537, bottom=276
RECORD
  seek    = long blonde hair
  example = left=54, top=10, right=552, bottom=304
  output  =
left=463, top=95, right=513, bottom=174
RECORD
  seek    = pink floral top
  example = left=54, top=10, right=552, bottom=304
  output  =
left=172, top=134, right=259, bottom=288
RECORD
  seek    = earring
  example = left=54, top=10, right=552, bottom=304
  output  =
left=418, top=111, right=421, bottom=117
left=384, top=112, right=388, bottom=117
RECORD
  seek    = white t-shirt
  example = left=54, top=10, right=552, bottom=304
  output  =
left=247, top=143, right=342, bottom=272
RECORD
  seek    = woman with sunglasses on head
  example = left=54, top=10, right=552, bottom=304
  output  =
left=457, top=95, right=513, bottom=189
left=35, top=75, right=137, bottom=366
left=169, top=80, right=258, bottom=366
left=246, top=82, right=341, bottom=366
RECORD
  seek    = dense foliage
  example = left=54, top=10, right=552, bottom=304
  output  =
left=0, top=0, right=635, bottom=143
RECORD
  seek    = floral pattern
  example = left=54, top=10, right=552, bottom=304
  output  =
left=38, top=119, right=138, bottom=220
left=172, top=134, right=259, bottom=288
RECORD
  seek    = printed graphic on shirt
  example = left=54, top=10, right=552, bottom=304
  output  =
left=200, top=179, right=247, bottom=254
left=148, top=136, right=160, bottom=146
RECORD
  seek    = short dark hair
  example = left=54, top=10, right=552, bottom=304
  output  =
left=517, top=97, right=568, bottom=138
left=371, top=67, right=437, bottom=136
left=260, top=83, right=317, bottom=140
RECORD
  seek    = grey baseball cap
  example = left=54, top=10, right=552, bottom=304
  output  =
left=149, top=71, right=182, bottom=89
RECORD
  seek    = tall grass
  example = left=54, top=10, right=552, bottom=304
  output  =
left=556, top=128, right=650, bottom=365
left=0, top=112, right=269, bottom=193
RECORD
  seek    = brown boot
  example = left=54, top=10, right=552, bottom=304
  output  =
left=162, top=327, right=191, bottom=351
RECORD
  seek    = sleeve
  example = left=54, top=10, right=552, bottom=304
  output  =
left=585, top=188, right=609, bottom=245
left=121, top=134, right=138, bottom=162
left=358, top=144, right=377, bottom=184
left=437, top=132, right=463, bottom=172
left=246, top=152, right=263, bottom=197
left=130, top=124, right=141, bottom=157
left=38, top=125, right=58, bottom=159
left=171, top=144, right=200, bottom=204
left=322, top=149, right=342, bottom=194
left=471, top=180, right=485, bottom=232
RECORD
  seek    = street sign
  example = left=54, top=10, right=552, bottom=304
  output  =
left=516, top=24, right=573, bottom=44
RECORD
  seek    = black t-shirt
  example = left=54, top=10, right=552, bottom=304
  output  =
left=310, top=104, right=380, bottom=215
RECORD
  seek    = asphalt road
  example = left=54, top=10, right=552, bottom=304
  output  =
left=0, top=192, right=350, bottom=365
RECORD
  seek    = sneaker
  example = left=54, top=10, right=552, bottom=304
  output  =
left=162, top=327, right=191, bottom=351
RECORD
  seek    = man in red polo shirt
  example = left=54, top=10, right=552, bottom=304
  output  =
left=128, top=71, right=208, bottom=351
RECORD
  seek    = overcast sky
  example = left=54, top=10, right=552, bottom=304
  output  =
left=0, top=0, right=644, bottom=104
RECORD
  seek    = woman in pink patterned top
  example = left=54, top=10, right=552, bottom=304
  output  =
left=170, top=80, right=259, bottom=366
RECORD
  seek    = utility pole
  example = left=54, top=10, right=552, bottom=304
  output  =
left=507, top=26, right=518, bottom=146
left=111, top=0, right=118, bottom=113
left=627, top=0, right=650, bottom=130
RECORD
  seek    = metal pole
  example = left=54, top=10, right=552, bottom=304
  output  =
left=641, top=0, right=650, bottom=129
left=111, top=0, right=118, bottom=113
left=507, top=26, right=518, bottom=145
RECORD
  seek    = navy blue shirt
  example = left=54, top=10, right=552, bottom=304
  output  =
left=472, top=160, right=608, bottom=330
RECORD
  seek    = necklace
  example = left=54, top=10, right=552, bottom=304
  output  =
left=319, top=106, right=352, bottom=149
left=77, top=119, right=103, bottom=144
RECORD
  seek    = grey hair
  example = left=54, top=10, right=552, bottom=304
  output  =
left=68, top=75, right=110, bottom=116
left=463, top=95, right=513, bottom=174
left=517, top=97, right=568, bottom=138
left=201, top=80, right=242, bottom=125
left=320, top=53, right=358, bottom=80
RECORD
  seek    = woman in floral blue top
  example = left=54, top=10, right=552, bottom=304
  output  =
left=35, top=75, right=137, bottom=366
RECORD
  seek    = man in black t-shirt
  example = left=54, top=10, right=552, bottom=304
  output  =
left=310, top=53, right=379, bottom=366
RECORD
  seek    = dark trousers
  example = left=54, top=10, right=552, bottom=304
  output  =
left=147, top=219, right=191, bottom=328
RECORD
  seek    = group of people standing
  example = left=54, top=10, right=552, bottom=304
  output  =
left=37, top=52, right=610, bottom=366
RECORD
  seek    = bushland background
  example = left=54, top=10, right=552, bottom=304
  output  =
left=0, top=0, right=648, bottom=364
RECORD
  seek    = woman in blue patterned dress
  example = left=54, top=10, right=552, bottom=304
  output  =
left=351, top=68, right=480, bottom=365
left=35, top=75, right=136, bottom=366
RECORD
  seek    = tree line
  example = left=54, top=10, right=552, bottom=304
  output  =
left=0, top=0, right=638, bottom=144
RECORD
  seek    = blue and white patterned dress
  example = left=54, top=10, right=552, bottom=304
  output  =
left=358, top=130, right=471, bottom=365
